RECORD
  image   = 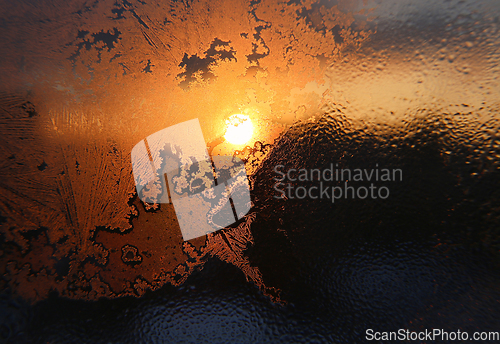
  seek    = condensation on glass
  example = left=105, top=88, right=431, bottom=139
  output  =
left=0, top=0, right=498, bottom=303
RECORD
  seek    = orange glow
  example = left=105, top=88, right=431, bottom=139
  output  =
left=224, top=114, right=253, bottom=145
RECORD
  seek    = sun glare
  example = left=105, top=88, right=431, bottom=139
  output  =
left=224, top=114, right=253, bottom=145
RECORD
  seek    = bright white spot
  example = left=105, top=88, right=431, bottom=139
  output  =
left=224, top=114, right=253, bottom=145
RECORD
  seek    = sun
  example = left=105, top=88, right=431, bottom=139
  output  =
left=224, top=114, right=253, bottom=145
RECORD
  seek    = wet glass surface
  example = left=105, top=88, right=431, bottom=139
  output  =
left=1, top=0, right=500, bottom=342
